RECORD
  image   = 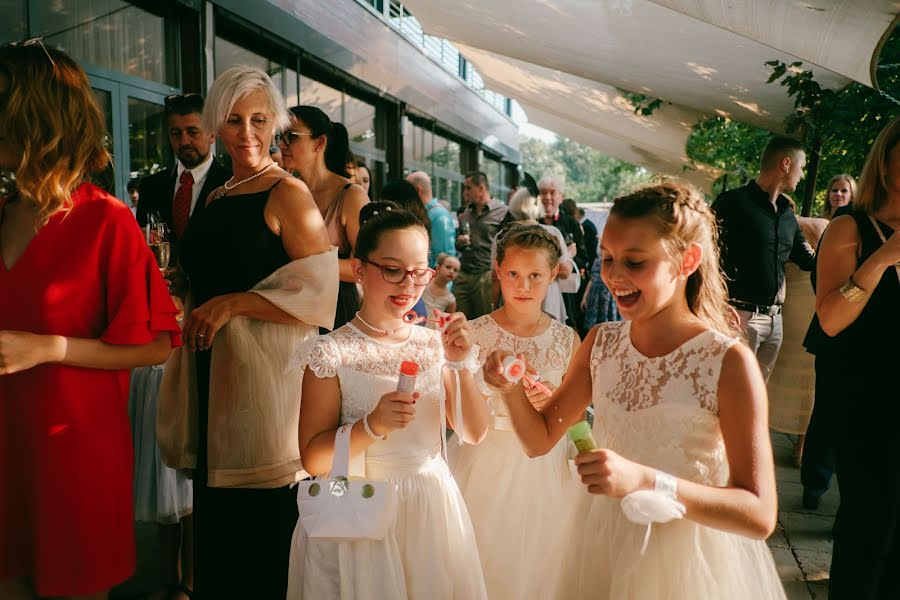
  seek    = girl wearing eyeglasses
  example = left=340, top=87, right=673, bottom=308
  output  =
left=287, top=201, right=490, bottom=599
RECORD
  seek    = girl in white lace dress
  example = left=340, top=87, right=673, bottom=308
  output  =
left=450, top=224, right=581, bottom=599
left=287, top=202, right=490, bottom=599
left=484, top=181, right=786, bottom=599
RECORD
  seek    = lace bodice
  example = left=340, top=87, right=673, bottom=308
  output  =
left=591, top=321, right=737, bottom=486
left=296, top=324, right=446, bottom=465
left=471, top=315, right=577, bottom=425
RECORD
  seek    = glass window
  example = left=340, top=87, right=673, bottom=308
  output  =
left=285, top=67, right=299, bottom=108
left=483, top=157, right=502, bottom=198
left=215, top=36, right=284, bottom=83
left=91, top=88, right=116, bottom=195
left=344, top=95, right=377, bottom=150
left=128, top=96, right=169, bottom=179
left=300, top=75, right=342, bottom=123
left=432, top=134, right=448, bottom=168
left=35, top=1, right=178, bottom=86
left=0, top=0, right=27, bottom=44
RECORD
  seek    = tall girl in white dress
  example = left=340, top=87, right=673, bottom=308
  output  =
left=484, top=181, right=786, bottom=599
left=287, top=202, right=490, bottom=599
left=450, top=224, right=581, bottom=599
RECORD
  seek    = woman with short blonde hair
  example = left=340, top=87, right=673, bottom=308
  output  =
left=0, top=43, right=181, bottom=599
left=158, top=65, right=337, bottom=599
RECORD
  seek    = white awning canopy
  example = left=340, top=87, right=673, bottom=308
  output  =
left=403, top=0, right=897, bottom=185
left=458, top=43, right=722, bottom=190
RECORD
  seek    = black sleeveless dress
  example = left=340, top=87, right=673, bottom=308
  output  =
left=179, top=179, right=296, bottom=599
left=829, top=212, right=900, bottom=599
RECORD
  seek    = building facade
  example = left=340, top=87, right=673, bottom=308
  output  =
left=2, top=0, right=521, bottom=205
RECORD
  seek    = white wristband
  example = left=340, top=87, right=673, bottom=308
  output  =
left=444, top=344, right=480, bottom=372
left=654, top=470, right=678, bottom=500
left=363, top=413, right=386, bottom=441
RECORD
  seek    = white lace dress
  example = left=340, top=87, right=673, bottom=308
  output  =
left=286, top=323, right=487, bottom=600
left=449, top=315, right=582, bottom=599
left=560, top=321, right=786, bottom=599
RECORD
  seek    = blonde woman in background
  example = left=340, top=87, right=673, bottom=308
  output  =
left=798, top=173, right=856, bottom=510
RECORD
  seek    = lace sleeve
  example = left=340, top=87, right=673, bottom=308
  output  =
left=285, top=335, right=341, bottom=378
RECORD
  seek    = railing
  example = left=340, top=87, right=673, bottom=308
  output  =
left=358, top=0, right=514, bottom=119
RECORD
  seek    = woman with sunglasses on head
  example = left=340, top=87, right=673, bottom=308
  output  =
left=0, top=43, right=181, bottom=600
left=157, top=66, right=337, bottom=599
left=278, top=106, right=369, bottom=330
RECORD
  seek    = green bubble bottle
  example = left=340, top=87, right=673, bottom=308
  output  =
left=566, top=421, right=598, bottom=452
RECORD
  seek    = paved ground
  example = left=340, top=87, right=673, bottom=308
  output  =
left=770, top=431, right=838, bottom=600
left=113, top=431, right=838, bottom=599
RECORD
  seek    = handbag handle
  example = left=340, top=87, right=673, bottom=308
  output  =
left=330, top=424, right=353, bottom=479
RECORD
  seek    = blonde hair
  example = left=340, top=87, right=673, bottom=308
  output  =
left=435, top=253, right=459, bottom=267
left=824, top=173, right=857, bottom=217
left=0, top=44, right=110, bottom=226
left=610, top=179, right=741, bottom=338
left=202, top=65, right=291, bottom=135
left=508, top=187, right=542, bottom=221
left=855, top=116, right=900, bottom=215
left=495, top=222, right=562, bottom=268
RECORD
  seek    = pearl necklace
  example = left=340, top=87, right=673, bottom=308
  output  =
left=220, top=162, right=275, bottom=195
left=355, top=311, right=408, bottom=335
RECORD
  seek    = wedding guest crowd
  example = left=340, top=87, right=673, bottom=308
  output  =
left=5, top=41, right=898, bottom=600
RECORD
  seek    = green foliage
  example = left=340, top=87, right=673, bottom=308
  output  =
left=685, top=25, right=900, bottom=214
left=519, top=135, right=652, bottom=203
left=685, top=117, right=770, bottom=196
left=621, top=92, right=665, bottom=117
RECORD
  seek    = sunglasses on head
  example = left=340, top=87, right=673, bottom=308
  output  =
left=3, top=37, right=56, bottom=68
left=164, top=93, right=204, bottom=111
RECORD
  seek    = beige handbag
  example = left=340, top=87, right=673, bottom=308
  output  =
left=297, top=424, right=399, bottom=541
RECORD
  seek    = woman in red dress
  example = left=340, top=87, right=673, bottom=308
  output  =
left=0, top=44, right=181, bottom=599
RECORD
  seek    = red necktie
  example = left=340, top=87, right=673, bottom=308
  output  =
left=172, top=170, right=194, bottom=238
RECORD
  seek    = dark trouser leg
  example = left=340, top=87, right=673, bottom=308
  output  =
left=800, top=352, right=838, bottom=498
left=200, top=486, right=299, bottom=599
left=192, top=350, right=211, bottom=598
left=829, top=434, right=900, bottom=599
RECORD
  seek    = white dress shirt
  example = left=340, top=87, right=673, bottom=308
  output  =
left=175, top=153, right=215, bottom=215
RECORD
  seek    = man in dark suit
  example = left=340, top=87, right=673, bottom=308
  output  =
left=136, top=93, right=230, bottom=255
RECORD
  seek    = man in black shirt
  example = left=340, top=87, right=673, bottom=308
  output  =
left=712, top=136, right=815, bottom=381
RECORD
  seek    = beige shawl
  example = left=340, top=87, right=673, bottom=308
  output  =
left=157, top=247, right=338, bottom=488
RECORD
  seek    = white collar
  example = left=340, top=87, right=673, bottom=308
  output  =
left=176, top=153, right=214, bottom=184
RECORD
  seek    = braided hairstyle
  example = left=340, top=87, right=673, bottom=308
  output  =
left=610, top=178, right=740, bottom=338
left=495, top=222, right=563, bottom=268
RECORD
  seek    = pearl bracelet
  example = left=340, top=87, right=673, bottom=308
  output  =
left=363, top=413, right=386, bottom=441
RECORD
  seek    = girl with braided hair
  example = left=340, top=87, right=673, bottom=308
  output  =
left=483, top=179, right=786, bottom=599
left=450, top=223, right=582, bottom=599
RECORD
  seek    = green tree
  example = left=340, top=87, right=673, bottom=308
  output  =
left=519, top=135, right=651, bottom=203
left=683, top=25, right=900, bottom=214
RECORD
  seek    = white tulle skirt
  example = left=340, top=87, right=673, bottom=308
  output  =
left=560, top=494, right=787, bottom=599
left=450, top=427, right=583, bottom=600
left=128, top=365, right=192, bottom=524
left=287, top=453, right=486, bottom=600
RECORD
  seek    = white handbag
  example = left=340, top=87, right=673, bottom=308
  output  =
left=297, top=424, right=399, bottom=541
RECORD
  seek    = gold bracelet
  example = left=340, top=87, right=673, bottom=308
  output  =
left=839, top=279, right=866, bottom=303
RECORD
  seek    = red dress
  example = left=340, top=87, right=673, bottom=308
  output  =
left=0, top=183, right=181, bottom=596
